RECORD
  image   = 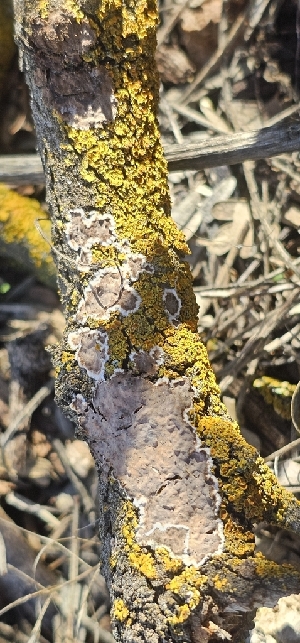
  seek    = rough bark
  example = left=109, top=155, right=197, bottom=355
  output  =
left=13, top=2, right=300, bottom=642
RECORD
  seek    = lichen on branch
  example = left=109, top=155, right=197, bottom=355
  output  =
left=14, top=1, right=300, bottom=641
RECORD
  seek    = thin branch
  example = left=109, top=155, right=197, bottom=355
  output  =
left=2, top=122, right=300, bottom=183
left=1, top=379, right=54, bottom=447
left=265, top=438, right=300, bottom=463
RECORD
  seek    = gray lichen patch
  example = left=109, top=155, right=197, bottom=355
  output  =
left=30, top=10, right=96, bottom=61
left=125, top=254, right=154, bottom=281
left=117, top=288, right=141, bottom=316
left=77, top=268, right=141, bottom=321
left=78, top=268, right=122, bottom=319
left=66, top=209, right=116, bottom=252
left=30, top=11, right=117, bottom=129
left=49, top=66, right=117, bottom=129
left=73, top=374, right=224, bottom=567
left=163, top=288, right=181, bottom=321
left=68, top=327, right=109, bottom=380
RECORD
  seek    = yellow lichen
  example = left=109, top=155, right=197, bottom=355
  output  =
left=161, top=326, right=222, bottom=398
left=156, top=547, right=183, bottom=573
left=113, top=598, right=129, bottom=622
left=110, top=554, right=117, bottom=569
left=70, top=289, right=80, bottom=307
left=192, top=413, right=300, bottom=541
left=61, top=351, right=75, bottom=365
left=37, top=0, right=50, bottom=19
left=91, top=245, right=126, bottom=268
left=128, top=547, right=157, bottom=579
left=212, top=574, right=230, bottom=591
left=121, top=501, right=156, bottom=579
left=166, top=567, right=208, bottom=623
left=168, top=604, right=191, bottom=626
left=61, top=2, right=199, bottom=368
left=223, top=518, right=255, bottom=557
left=33, top=0, right=300, bottom=599
left=254, top=552, right=299, bottom=579
left=64, top=0, right=84, bottom=21
left=38, top=0, right=84, bottom=21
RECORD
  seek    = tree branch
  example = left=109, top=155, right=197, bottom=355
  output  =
left=13, top=2, right=300, bottom=642
left=1, top=121, right=300, bottom=184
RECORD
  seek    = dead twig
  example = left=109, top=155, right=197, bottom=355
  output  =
left=218, top=287, right=300, bottom=391
left=1, top=379, right=54, bottom=447
left=52, top=439, right=96, bottom=522
left=157, top=0, right=192, bottom=47
left=265, top=438, right=300, bottom=464
left=5, top=491, right=60, bottom=529
left=3, top=121, right=300, bottom=182
left=180, top=5, right=248, bottom=102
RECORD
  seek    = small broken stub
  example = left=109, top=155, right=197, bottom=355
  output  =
left=73, top=374, right=224, bottom=566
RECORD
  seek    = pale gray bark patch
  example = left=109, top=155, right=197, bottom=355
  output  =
left=77, top=268, right=141, bottom=321
left=118, top=288, right=141, bottom=314
left=66, top=210, right=116, bottom=259
left=73, top=375, right=224, bottom=567
left=68, top=328, right=109, bottom=381
left=129, top=347, right=164, bottom=376
left=29, top=11, right=117, bottom=129
left=126, top=255, right=154, bottom=279
left=250, top=594, right=300, bottom=643
left=66, top=209, right=118, bottom=270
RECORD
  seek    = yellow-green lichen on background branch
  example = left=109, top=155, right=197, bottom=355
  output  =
left=253, top=376, right=296, bottom=419
left=0, top=184, right=56, bottom=287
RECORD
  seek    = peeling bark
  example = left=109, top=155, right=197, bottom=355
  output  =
left=14, top=2, right=300, bottom=642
